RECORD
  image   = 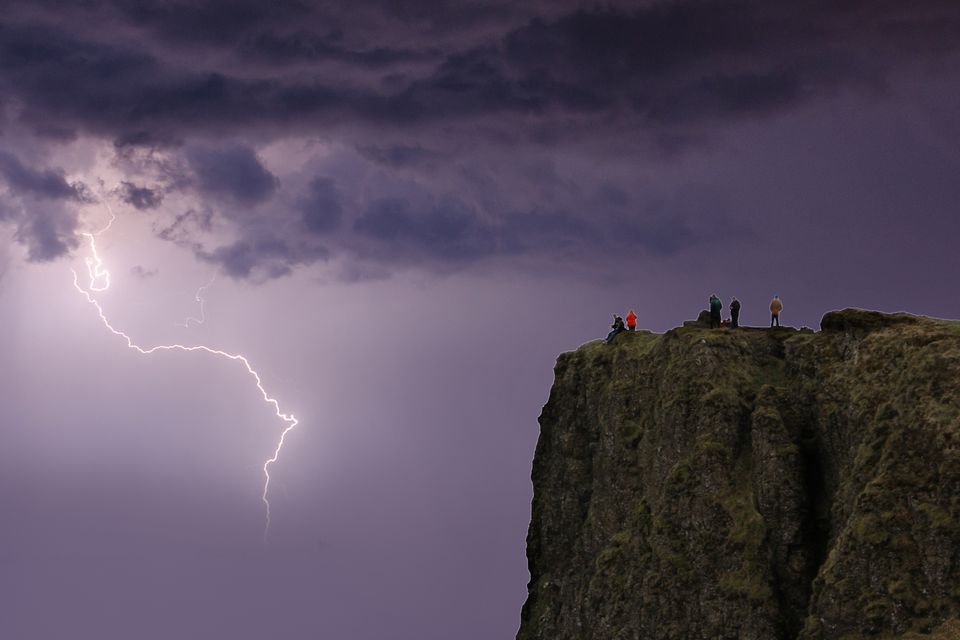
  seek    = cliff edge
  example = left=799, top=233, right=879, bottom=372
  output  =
left=518, top=310, right=960, bottom=640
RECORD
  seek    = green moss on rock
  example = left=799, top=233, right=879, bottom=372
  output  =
left=519, top=310, right=960, bottom=640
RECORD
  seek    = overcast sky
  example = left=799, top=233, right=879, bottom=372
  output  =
left=1, top=1, right=959, bottom=638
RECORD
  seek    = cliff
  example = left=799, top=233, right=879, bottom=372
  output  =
left=518, top=310, right=960, bottom=640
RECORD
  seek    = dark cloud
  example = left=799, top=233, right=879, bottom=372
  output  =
left=504, top=3, right=760, bottom=79
left=0, top=153, right=85, bottom=261
left=119, top=181, right=164, bottom=210
left=354, top=197, right=496, bottom=262
left=1, top=1, right=957, bottom=144
left=238, top=30, right=436, bottom=68
left=501, top=4, right=879, bottom=125
left=0, top=152, right=90, bottom=201
left=198, top=237, right=328, bottom=280
left=498, top=210, right=597, bottom=255
left=356, top=144, right=437, bottom=168
left=349, top=192, right=711, bottom=268
left=298, top=177, right=342, bottom=234
left=113, top=130, right=179, bottom=150
left=593, top=183, right=631, bottom=208
left=1, top=0, right=958, bottom=278
left=0, top=197, right=12, bottom=220
left=198, top=241, right=260, bottom=279
left=27, top=123, right=78, bottom=141
left=172, top=171, right=718, bottom=280
left=9, top=202, right=80, bottom=261
left=0, top=22, right=160, bottom=135
left=112, top=0, right=313, bottom=47
left=155, top=208, right=213, bottom=245
left=186, top=145, right=278, bottom=205
left=642, top=68, right=812, bottom=125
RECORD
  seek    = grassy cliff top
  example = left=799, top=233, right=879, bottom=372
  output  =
left=571, top=308, right=958, bottom=358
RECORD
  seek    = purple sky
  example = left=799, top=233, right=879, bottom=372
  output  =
left=1, top=2, right=959, bottom=638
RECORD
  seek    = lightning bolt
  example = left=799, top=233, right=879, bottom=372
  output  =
left=81, top=212, right=115, bottom=292
left=178, top=275, right=216, bottom=329
left=72, top=212, right=297, bottom=544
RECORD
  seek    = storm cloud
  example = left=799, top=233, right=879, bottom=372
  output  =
left=118, top=181, right=163, bottom=210
left=1, top=0, right=957, bottom=140
left=186, top=145, right=278, bottom=205
left=298, top=177, right=343, bottom=235
left=4, top=199, right=80, bottom=261
left=0, top=152, right=86, bottom=261
left=0, top=0, right=959, bottom=278
left=0, top=152, right=89, bottom=202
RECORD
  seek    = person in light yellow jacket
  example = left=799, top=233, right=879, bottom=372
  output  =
left=770, top=295, right=783, bottom=327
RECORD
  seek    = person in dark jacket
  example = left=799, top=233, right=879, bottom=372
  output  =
left=730, top=297, right=741, bottom=328
left=606, top=314, right=626, bottom=344
left=709, top=294, right=722, bottom=328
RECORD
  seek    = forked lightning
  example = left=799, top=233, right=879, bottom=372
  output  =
left=72, top=211, right=297, bottom=543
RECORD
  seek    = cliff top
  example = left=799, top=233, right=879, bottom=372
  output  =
left=571, top=308, right=958, bottom=359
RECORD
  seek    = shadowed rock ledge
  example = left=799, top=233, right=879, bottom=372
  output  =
left=518, top=310, right=960, bottom=640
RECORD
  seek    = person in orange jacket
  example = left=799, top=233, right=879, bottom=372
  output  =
left=625, top=309, right=637, bottom=331
left=770, top=295, right=783, bottom=327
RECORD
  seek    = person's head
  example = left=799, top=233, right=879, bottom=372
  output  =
left=775, top=295, right=780, bottom=299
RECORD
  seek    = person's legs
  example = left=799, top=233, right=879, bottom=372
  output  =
left=771, top=313, right=775, bottom=328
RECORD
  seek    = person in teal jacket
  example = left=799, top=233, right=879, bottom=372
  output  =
left=709, top=294, right=722, bottom=328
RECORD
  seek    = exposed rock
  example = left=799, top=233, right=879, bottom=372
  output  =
left=518, top=311, right=960, bottom=640
left=683, top=310, right=714, bottom=328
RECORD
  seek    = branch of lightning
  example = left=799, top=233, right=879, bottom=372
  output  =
left=178, top=274, right=216, bottom=328
left=72, top=208, right=297, bottom=544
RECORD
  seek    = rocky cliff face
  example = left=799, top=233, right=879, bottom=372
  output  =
left=518, top=310, right=960, bottom=640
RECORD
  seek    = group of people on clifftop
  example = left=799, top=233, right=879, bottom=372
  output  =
left=606, top=295, right=784, bottom=344
left=709, top=294, right=783, bottom=328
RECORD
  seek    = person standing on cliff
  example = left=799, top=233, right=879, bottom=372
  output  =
left=730, top=297, right=741, bottom=328
left=770, top=295, right=783, bottom=327
left=709, top=294, right=722, bottom=328
left=625, top=309, right=637, bottom=331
